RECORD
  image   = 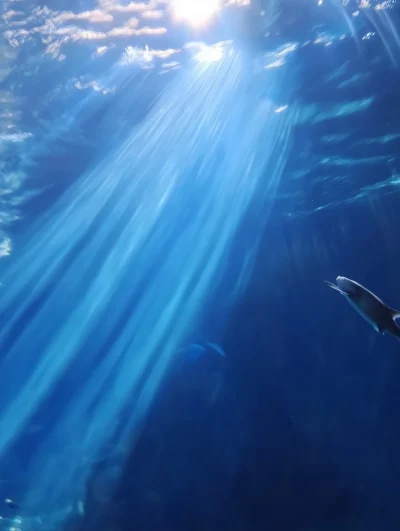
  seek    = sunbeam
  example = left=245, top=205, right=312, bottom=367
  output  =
left=0, top=48, right=295, bottom=516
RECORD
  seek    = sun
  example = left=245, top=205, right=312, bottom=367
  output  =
left=171, top=0, right=222, bottom=27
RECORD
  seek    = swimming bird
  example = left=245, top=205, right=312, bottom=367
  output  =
left=325, top=276, right=400, bottom=340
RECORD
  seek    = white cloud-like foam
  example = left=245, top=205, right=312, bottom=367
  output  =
left=74, top=78, right=116, bottom=94
left=0, top=132, right=33, bottom=142
left=3, top=1, right=169, bottom=59
left=1, top=0, right=260, bottom=62
left=120, top=44, right=180, bottom=67
left=98, top=0, right=150, bottom=13
left=141, top=10, right=164, bottom=19
left=0, top=237, right=12, bottom=258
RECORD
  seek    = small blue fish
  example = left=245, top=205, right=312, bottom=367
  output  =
left=182, top=344, right=206, bottom=363
left=204, top=341, right=226, bottom=357
left=4, top=498, right=20, bottom=510
left=179, top=341, right=226, bottom=363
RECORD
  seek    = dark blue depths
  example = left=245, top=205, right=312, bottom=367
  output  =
left=3, top=3, right=400, bottom=531
left=61, top=40, right=400, bottom=531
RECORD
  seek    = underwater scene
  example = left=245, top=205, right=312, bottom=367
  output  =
left=1, top=0, right=400, bottom=529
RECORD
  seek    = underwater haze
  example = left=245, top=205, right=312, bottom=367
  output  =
left=1, top=0, right=400, bottom=529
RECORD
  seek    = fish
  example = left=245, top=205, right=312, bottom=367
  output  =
left=325, top=276, right=400, bottom=340
left=180, top=344, right=206, bottom=363
left=204, top=341, right=226, bottom=357
left=179, top=341, right=226, bottom=363
left=4, top=498, right=20, bottom=510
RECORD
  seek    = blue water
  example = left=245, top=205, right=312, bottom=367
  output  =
left=1, top=0, right=400, bottom=529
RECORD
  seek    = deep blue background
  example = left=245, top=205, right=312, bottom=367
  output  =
left=1, top=1, right=400, bottom=530
left=78, top=21, right=400, bottom=531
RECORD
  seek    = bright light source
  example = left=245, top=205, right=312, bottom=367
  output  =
left=171, top=0, right=221, bottom=26
left=194, top=44, right=224, bottom=63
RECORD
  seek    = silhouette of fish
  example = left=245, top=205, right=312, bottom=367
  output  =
left=325, top=276, right=400, bottom=340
